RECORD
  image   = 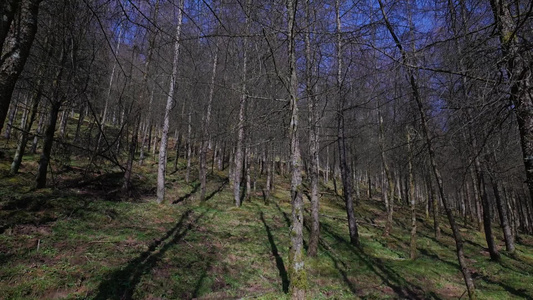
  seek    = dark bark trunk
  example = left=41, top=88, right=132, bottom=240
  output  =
left=336, top=0, right=359, bottom=247
left=122, top=115, right=140, bottom=194
left=305, top=0, right=320, bottom=257
left=490, top=175, right=515, bottom=254
left=4, top=101, right=17, bottom=139
left=10, top=81, right=42, bottom=174
left=0, top=0, right=40, bottom=134
left=477, top=165, right=500, bottom=261
left=490, top=0, right=533, bottom=211
left=31, top=104, right=45, bottom=154
left=35, top=101, right=60, bottom=189
left=0, top=1, right=18, bottom=53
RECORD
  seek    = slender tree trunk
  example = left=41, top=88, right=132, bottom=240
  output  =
left=4, top=101, right=17, bottom=139
left=490, top=174, right=515, bottom=254
left=31, top=105, right=45, bottom=154
left=305, top=0, right=320, bottom=257
left=287, top=1, right=307, bottom=298
left=407, top=127, right=417, bottom=259
left=200, top=43, right=218, bottom=201
left=233, top=4, right=250, bottom=207
left=428, top=177, right=441, bottom=239
left=378, top=1, right=475, bottom=296
left=59, top=109, right=68, bottom=139
left=336, top=0, right=359, bottom=246
left=378, top=108, right=393, bottom=236
left=490, top=0, right=533, bottom=208
left=156, top=0, right=183, bottom=204
left=35, top=101, right=60, bottom=189
left=185, top=108, right=192, bottom=183
left=122, top=113, right=140, bottom=194
left=74, top=103, right=85, bottom=142
left=100, top=28, right=122, bottom=127
left=10, top=79, right=43, bottom=174
left=476, top=160, right=500, bottom=261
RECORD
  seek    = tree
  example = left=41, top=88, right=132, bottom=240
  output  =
left=157, top=0, right=184, bottom=204
left=287, top=0, right=307, bottom=298
left=336, top=0, right=359, bottom=247
left=0, top=0, right=41, bottom=135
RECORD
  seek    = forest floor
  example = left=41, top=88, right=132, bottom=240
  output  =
left=1, top=149, right=533, bottom=299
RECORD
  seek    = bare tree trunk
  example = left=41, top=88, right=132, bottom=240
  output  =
left=287, top=1, right=307, bottom=298
left=336, top=0, right=359, bottom=246
left=428, top=177, right=440, bottom=239
left=59, top=109, right=68, bottom=139
left=490, top=174, right=515, bottom=254
left=185, top=108, right=192, bottom=184
left=378, top=1, right=475, bottom=296
left=156, top=0, right=183, bottom=204
left=31, top=105, right=45, bottom=154
left=122, top=114, right=140, bottom=194
left=0, top=1, right=18, bottom=52
left=476, top=160, right=500, bottom=261
left=407, top=127, right=417, bottom=259
left=305, top=0, right=320, bottom=257
left=10, top=79, right=43, bottom=174
left=35, top=101, right=60, bottom=189
left=200, top=43, right=218, bottom=201
left=0, top=0, right=40, bottom=134
left=378, top=108, right=393, bottom=237
left=233, top=3, right=250, bottom=207
left=490, top=0, right=533, bottom=209
left=74, top=103, right=85, bottom=142
left=4, top=100, right=18, bottom=139
left=100, top=28, right=122, bottom=127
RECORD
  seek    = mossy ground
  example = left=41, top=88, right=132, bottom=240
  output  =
left=1, top=134, right=532, bottom=299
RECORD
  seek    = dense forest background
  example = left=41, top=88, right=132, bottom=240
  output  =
left=1, top=0, right=532, bottom=299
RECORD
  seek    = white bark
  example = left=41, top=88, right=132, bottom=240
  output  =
left=157, top=0, right=184, bottom=203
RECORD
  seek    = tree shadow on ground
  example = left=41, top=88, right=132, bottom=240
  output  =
left=260, top=211, right=289, bottom=293
left=173, top=183, right=200, bottom=204
left=320, top=223, right=437, bottom=300
left=192, top=258, right=213, bottom=298
left=93, top=209, right=203, bottom=300
left=473, top=273, right=532, bottom=299
left=0, top=189, right=97, bottom=234
left=308, top=220, right=357, bottom=295
left=204, top=178, right=228, bottom=202
left=273, top=202, right=290, bottom=227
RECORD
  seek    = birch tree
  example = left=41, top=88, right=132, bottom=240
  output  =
left=157, top=0, right=184, bottom=204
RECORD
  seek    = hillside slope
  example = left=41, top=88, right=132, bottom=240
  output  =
left=1, top=157, right=532, bottom=299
